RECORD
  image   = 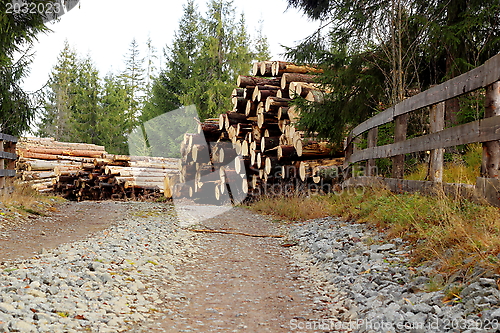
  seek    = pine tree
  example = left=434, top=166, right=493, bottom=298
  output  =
left=253, top=20, right=271, bottom=62
left=0, top=0, right=49, bottom=135
left=121, top=38, right=145, bottom=119
left=38, top=41, right=79, bottom=141
left=99, top=74, right=134, bottom=154
left=182, top=0, right=253, bottom=119
left=284, top=0, right=500, bottom=143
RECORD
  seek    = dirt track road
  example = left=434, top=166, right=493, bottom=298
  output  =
left=0, top=201, right=127, bottom=262
left=133, top=207, right=331, bottom=332
left=0, top=201, right=332, bottom=332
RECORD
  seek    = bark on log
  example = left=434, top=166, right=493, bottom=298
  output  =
left=265, top=97, right=291, bottom=112
left=237, top=75, right=280, bottom=88
left=232, top=88, right=244, bottom=97
left=232, top=97, right=248, bottom=113
left=259, top=61, right=274, bottom=76
left=281, top=73, right=317, bottom=89
left=124, top=180, right=163, bottom=190
left=305, top=90, right=325, bottom=103
left=245, top=100, right=258, bottom=117
left=25, top=160, right=83, bottom=171
left=287, top=105, right=301, bottom=123
left=21, top=171, right=56, bottom=181
left=261, top=137, right=280, bottom=152
left=295, top=140, right=338, bottom=159
left=277, top=145, right=298, bottom=160
left=18, top=147, right=104, bottom=158
left=254, top=89, right=278, bottom=102
left=272, top=62, right=323, bottom=76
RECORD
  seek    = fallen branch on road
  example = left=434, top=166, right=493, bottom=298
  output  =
left=190, top=229, right=284, bottom=238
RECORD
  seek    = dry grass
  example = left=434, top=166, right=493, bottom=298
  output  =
left=249, top=185, right=500, bottom=278
left=327, top=187, right=500, bottom=273
left=0, top=180, right=63, bottom=217
left=406, top=143, right=482, bottom=185
left=249, top=194, right=330, bottom=221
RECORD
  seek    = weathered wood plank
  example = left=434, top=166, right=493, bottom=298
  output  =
left=476, top=177, right=500, bottom=207
left=350, top=53, right=500, bottom=138
left=351, top=106, right=395, bottom=138
left=0, top=170, right=16, bottom=177
left=0, top=151, right=17, bottom=160
left=343, top=176, right=479, bottom=201
left=482, top=81, right=500, bottom=177
left=392, top=114, right=408, bottom=179
left=429, top=102, right=445, bottom=182
left=349, top=115, right=500, bottom=163
left=366, top=127, right=378, bottom=176
left=0, top=133, right=17, bottom=143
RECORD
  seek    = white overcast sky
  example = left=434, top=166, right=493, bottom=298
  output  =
left=21, top=0, right=321, bottom=93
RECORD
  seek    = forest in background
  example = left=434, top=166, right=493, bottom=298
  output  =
left=36, top=0, right=270, bottom=155
left=2, top=0, right=500, bottom=162
left=286, top=0, right=500, bottom=144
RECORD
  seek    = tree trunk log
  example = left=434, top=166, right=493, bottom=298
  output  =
left=237, top=75, right=280, bottom=88
left=272, top=62, right=323, bottom=76
left=280, top=73, right=317, bottom=89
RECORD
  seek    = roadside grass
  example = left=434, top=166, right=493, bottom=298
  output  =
left=249, top=194, right=330, bottom=221
left=248, top=184, right=500, bottom=278
left=406, top=143, right=482, bottom=185
left=0, top=180, right=63, bottom=217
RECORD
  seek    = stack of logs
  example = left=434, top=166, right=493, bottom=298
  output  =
left=16, top=137, right=179, bottom=201
left=173, top=60, right=344, bottom=202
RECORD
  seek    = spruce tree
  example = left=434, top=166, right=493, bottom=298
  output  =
left=141, top=0, right=200, bottom=123
left=38, top=41, right=79, bottom=141
left=284, top=0, right=500, bottom=143
left=121, top=38, right=145, bottom=119
left=0, top=0, right=49, bottom=135
left=253, top=20, right=271, bottom=62
left=145, top=0, right=268, bottom=123
left=69, top=56, right=101, bottom=143
left=99, top=74, right=134, bottom=154
left=39, top=44, right=135, bottom=152
left=182, top=0, right=253, bottom=120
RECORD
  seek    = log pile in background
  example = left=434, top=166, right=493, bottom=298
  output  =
left=174, top=60, right=344, bottom=202
left=16, top=137, right=180, bottom=201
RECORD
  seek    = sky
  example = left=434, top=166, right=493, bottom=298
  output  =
left=21, top=0, right=321, bottom=93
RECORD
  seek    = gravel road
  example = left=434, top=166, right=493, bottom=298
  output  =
left=0, top=201, right=499, bottom=332
left=0, top=202, right=332, bottom=332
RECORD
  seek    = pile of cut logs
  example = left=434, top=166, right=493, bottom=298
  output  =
left=16, top=137, right=179, bottom=201
left=173, top=61, right=344, bottom=202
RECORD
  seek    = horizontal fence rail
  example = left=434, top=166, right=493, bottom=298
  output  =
left=0, top=133, right=18, bottom=191
left=344, top=53, right=500, bottom=207
left=348, top=54, right=500, bottom=140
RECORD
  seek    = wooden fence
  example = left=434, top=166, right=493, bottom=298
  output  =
left=343, top=53, right=500, bottom=207
left=0, top=133, right=18, bottom=192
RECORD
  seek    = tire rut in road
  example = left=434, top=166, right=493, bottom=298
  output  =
left=135, top=207, right=332, bottom=332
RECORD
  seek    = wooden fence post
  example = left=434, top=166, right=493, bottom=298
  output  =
left=0, top=137, right=4, bottom=190
left=392, top=114, right=408, bottom=179
left=367, top=127, right=378, bottom=176
left=429, top=102, right=445, bottom=181
left=483, top=81, right=500, bottom=178
left=343, top=134, right=353, bottom=180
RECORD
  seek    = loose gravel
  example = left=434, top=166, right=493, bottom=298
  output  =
left=0, top=202, right=197, bottom=333
left=287, top=217, right=500, bottom=333
left=2, top=200, right=500, bottom=333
